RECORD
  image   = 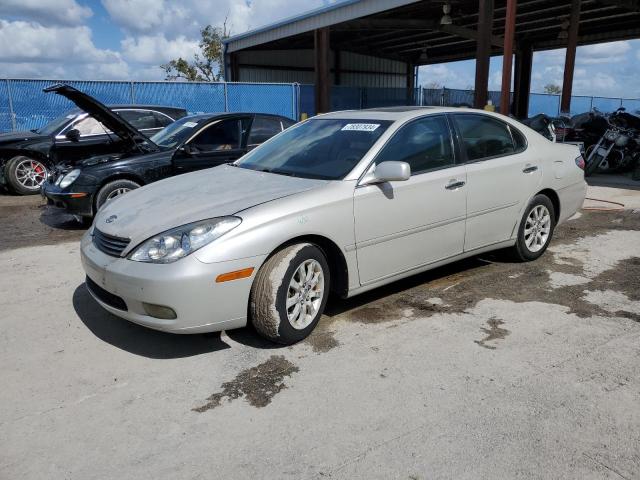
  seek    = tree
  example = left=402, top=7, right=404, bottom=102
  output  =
left=161, top=22, right=229, bottom=82
left=544, top=83, right=562, bottom=94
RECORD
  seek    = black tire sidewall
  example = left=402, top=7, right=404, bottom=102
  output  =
left=585, top=153, right=602, bottom=176
left=6, top=156, right=48, bottom=195
left=516, top=195, right=556, bottom=261
left=95, top=179, right=140, bottom=210
left=273, top=245, right=330, bottom=344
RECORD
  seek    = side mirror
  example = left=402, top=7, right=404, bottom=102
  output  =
left=360, top=161, right=411, bottom=186
left=177, top=144, right=194, bottom=156
left=65, top=129, right=80, bottom=142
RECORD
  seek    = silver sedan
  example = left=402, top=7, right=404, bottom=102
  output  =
left=80, top=107, right=587, bottom=344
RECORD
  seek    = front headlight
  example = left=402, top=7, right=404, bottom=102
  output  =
left=59, top=169, right=81, bottom=188
left=128, top=217, right=241, bottom=264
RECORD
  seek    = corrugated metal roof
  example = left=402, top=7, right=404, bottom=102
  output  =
left=224, top=0, right=422, bottom=52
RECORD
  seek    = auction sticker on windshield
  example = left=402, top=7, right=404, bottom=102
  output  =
left=183, top=122, right=198, bottom=128
left=341, top=123, right=380, bottom=132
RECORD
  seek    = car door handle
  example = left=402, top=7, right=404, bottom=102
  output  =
left=523, top=165, right=538, bottom=174
left=445, top=180, right=466, bottom=190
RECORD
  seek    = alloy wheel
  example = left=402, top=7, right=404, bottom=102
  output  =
left=524, top=205, right=551, bottom=253
left=286, top=259, right=325, bottom=330
left=15, top=159, right=47, bottom=190
left=105, top=187, right=131, bottom=201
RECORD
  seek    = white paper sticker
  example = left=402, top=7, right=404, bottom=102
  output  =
left=341, top=123, right=380, bottom=132
left=183, top=121, right=198, bottom=128
left=66, top=114, right=76, bottom=119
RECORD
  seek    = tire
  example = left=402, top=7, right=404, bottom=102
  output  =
left=632, top=163, right=640, bottom=182
left=510, top=194, right=556, bottom=262
left=95, top=179, right=140, bottom=211
left=250, top=243, right=330, bottom=345
left=584, top=152, right=603, bottom=176
left=5, top=155, right=49, bottom=195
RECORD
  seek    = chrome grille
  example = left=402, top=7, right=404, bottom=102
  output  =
left=93, top=228, right=131, bottom=257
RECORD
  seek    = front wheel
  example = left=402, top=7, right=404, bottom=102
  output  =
left=511, top=194, right=556, bottom=262
left=250, top=243, right=330, bottom=345
left=95, top=179, right=140, bottom=212
left=5, top=156, right=49, bottom=195
left=585, top=152, right=604, bottom=176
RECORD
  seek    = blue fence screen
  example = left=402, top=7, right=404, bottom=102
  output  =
left=0, top=79, right=300, bottom=133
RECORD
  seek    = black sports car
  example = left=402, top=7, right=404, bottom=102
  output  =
left=0, top=84, right=186, bottom=195
left=42, top=101, right=295, bottom=221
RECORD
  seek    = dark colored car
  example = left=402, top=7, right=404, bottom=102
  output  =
left=43, top=108, right=296, bottom=221
left=0, top=84, right=187, bottom=195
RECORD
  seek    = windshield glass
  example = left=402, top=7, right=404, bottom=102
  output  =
left=36, top=111, right=77, bottom=135
left=236, top=119, right=391, bottom=180
left=150, top=117, right=202, bottom=149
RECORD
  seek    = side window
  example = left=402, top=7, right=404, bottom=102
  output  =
left=375, top=115, right=454, bottom=175
left=152, top=111, right=174, bottom=128
left=248, top=116, right=283, bottom=145
left=510, top=125, right=527, bottom=152
left=117, top=110, right=158, bottom=130
left=281, top=118, right=296, bottom=130
left=190, top=119, right=240, bottom=151
left=455, top=115, right=516, bottom=161
left=74, top=116, right=109, bottom=136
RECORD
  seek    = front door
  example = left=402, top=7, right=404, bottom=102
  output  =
left=354, top=115, right=467, bottom=285
left=451, top=113, right=542, bottom=251
left=173, top=118, right=246, bottom=174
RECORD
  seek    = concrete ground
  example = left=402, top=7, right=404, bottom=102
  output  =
left=1, top=182, right=640, bottom=480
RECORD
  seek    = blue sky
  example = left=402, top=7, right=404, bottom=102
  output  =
left=1, top=0, right=639, bottom=98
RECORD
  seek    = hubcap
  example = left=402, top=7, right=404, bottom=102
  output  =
left=286, top=259, right=325, bottom=330
left=15, top=159, right=47, bottom=190
left=106, top=187, right=131, bottom=201
left=524, top=205, right=551, bottom=253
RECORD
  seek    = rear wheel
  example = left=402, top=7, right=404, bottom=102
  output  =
left=250, top=243, right=330, bottom=345
left=511, top=194, right=556, bottom=262
left=95, top=179, right=140, bottom=211
left=5, top=156, right=48, bottom=195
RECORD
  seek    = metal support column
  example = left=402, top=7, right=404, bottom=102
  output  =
left=561, top=0, right=581, bottom=115
left=474, top=0, right=494, bottom=109
left=500, top=0, right=517, bottom=115
left=512, top=42, right=533, bottom=118
left=314, top=27, right=331, bottom=114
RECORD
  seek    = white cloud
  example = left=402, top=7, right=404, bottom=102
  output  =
left=0, top=0, right=92, bottom=26
left=574, top=72, right=618, bottom=95
left=579, top=41, right=631, bottom=64
left=121, top=35, right=199, bottom=65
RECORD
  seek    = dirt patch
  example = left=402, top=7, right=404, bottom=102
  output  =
left=305, top=329, right=339, bottom=353
left=0, top=194, right=85, bottom=251
left=323, top=211, right=640, bottom=327
left=193, top=355, right=299, bottom=412
left=474, top=318, right=510, bottom=350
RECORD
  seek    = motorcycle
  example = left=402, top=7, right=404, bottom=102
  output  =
left=584, top=109, right=640, bottom=176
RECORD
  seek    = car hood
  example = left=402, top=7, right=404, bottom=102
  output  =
left=95, top=164, right=327, bottom=248
left=43, top=84, right=158, bottom=153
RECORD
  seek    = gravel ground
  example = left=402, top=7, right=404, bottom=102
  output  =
left=1, top=187, right=640, bottom=479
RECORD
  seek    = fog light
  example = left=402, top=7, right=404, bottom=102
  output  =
left=142, top=303, right=177, bottom=319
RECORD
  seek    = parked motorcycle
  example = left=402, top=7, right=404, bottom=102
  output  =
left=584, top=108, right=640, bottom=176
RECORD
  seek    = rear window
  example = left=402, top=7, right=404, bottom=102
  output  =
left=454, top=114, right=516, bottom=161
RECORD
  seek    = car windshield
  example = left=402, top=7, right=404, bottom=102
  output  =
left=36, top=111, right=77, bottom=135
left=236, top=118, right=392, bottom=180
left=150, top=117, right=203, bottom=149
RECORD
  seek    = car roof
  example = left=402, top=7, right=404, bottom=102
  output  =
left=65, top=105, right=187, bottom=117
left=316, top=106, right=485, bottom=122
left=181, top=112, right=292, bottom=122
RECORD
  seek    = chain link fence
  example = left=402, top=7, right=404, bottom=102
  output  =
left=0, top=79, right=300, bottom=133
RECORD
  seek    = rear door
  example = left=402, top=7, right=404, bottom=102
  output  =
left=173, top=118, right=246, bottom=174
left=354, top=115, right=467, bottom=284
left=451, top=113, right=541, bottom=251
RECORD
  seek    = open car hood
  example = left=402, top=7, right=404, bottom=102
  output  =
left=43, top=84, right=158, bottom=152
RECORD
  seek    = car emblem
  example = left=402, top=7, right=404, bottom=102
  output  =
left=105, top=215, right=117, bottom=224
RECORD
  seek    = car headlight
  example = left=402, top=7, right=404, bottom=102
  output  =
left=128, top=217, right=241, bottom=264
left=59, top=169, right=81, bottom=188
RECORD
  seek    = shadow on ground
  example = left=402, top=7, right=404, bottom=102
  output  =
left=73, top=284, right=231, bottom=359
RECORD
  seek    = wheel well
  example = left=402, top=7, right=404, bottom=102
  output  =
left=537, top=188, right=560, bottom=223
left=267, top=235, right=349, bottom=298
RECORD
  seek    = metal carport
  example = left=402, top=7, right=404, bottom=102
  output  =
left=223, top=0, right=640, bottom=117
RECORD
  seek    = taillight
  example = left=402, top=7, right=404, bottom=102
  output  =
left=575, top=155, right=585, bottom=170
